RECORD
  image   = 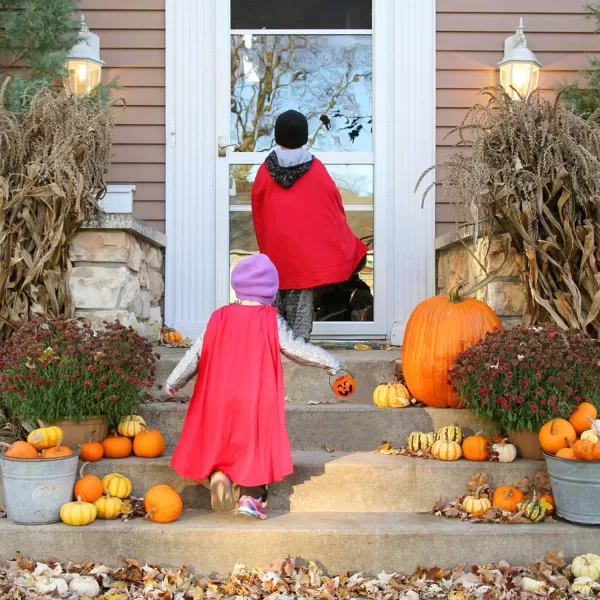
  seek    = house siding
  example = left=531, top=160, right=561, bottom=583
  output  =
left=81, top=0, right=166, bottom=233
left=436, top=0, right=600, bottom=235
left=81, top=1, right=599, bottom=237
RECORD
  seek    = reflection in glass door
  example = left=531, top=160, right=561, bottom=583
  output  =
left=216, top=1, right=386, bottom=338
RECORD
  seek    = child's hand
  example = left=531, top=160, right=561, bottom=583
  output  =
left=164, top=383, right=176, bottom=398
left=327, top=367, right=339, bottom=377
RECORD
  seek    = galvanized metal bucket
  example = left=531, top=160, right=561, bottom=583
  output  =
left=544, top=452, right=600, bottom=525
left=0, top=453, right=78, bottom=525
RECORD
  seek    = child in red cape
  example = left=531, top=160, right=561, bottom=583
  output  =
left=164, top=254, right=340, bottom=520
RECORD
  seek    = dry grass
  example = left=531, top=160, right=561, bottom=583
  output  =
left=417, top=87, right=600, bottom=338
left=0, top=82, right=115, bottom=342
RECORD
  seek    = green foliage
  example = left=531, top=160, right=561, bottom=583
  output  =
left=559, top=4, right=600, bottom=118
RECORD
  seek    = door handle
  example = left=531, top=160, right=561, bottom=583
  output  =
left=218, top=136, right=239, bottom=157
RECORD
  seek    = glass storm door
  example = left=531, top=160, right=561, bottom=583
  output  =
left=215, top=0, right=388, bottom=339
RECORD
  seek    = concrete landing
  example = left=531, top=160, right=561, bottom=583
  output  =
left=0, top=511, right=595, bottom=576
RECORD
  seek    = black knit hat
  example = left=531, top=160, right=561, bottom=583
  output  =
left=274, top=110, right=309, bottom=149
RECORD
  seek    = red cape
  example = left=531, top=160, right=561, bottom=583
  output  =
left=171, top=304, right=293, bottom=487
left=252, top=158, right=368, bottom=289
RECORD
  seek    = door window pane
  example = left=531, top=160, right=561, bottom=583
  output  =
left=231, top=0, right=372, bottom=30
left=231, top=34, right=372, bottom=152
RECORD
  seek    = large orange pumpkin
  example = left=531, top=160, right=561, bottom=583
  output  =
left=569, top=402, right=598, bottom=435
left=539, top=419, right=577, bottom=455
left=1, top=441, right=38, bottom=459
left=144, top=485, right=183, bottom=523
left=402, top=287, right=502, bottom=408
left=133, top=427, right=166, bottom=458
left=102, top=433, right=132, bottom=459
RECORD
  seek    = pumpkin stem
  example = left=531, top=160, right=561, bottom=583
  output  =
left=88, top=431, right=96, bottom=443
left=566, top=437, right=574, bottom=448
left=144, top=508, right=157, bottom=520
left=0, top=442, right=10, bottom=450
left=37, top=419, right=45, bottom=428
left=504, top=488, right=514, bottom=500
left=76, top=495, right=82, bottom=504
left=447, top=284, right=465, bottom=303
left=79, top=462, right=90, bottom=479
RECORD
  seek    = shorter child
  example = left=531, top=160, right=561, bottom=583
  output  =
left=164, top=254, right=340, bottom=519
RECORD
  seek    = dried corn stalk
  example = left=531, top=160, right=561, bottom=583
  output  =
left=0, top=81, right=115, bottom=342
left=417, top=87, right=600, bottom=338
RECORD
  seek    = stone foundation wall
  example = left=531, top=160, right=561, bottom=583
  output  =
left=435, top=229, right=527, bottom=327
left=68, top=214, right=166, bottom=342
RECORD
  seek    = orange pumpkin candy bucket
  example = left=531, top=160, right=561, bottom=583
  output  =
left=330, top=370, right=357, bottom=399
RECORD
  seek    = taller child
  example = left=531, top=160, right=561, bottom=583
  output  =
left=252, top=110, right=368, bottom=341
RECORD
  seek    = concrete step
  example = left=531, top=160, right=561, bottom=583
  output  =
left=33, top=452, right=542, bottom=513
left=0, top=511, right=595, bottom=576
left=154, top=348, right=398, bottom=405
left=140, top=402, right=498, bottom=452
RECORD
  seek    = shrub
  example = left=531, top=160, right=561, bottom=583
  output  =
left=450, top=324, right=600, bottom=433
left=0, top=317, right=157, bottom=426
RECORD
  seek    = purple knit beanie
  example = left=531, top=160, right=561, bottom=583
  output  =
left=231, top=253, right=279, bottom=305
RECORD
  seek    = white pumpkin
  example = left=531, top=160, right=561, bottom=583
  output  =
left=572, top=576, right=595, bottom=597
left=69, top=575, right=101, bottom=597
left=586, top=416, right=600, bottom=435
left=492, top=440, right=517, bottom=463
left=35, top=576, right=69, bottom=595
left=572, top=554, right=600, bottom=581
left=581, top=430, right=599, bottom=443
left=520, top=577, right=546, bottom=593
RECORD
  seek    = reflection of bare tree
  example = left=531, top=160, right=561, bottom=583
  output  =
left=231, top=34, right=372, bottom=154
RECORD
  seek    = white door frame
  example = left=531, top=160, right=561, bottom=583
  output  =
left=165, top=0, right=435, bottom=343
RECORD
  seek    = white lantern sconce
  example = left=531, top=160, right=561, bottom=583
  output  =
left=65, top=15, right=104, bottom=96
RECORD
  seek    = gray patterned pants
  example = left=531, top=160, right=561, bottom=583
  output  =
left=274, top=289, right=314, bottom=342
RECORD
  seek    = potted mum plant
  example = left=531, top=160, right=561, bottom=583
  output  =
left=0, top=317, right=156, bottom=448
left=450, top=325, right=600, bottom=460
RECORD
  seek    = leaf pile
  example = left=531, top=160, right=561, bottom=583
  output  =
left=434, top=473, right=555, bottom=524
left=417, top=87, right=600, bottom=338
left=0, top=552, right=597, bottom=599
left=375, top=441, right=435, bottom=459
left=0, top=82, right=115, bottom=342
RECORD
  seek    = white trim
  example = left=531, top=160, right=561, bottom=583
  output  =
left=100, top=185, right=136, bottom=213
left=229, top=204, right=374, bottom=213
left=227, top=152, right=374, bottom=165
left=165, top=0, right=217, bottom=339
left=231, top=29, right=372, bottom=35
left=389, top=0, right=436, bottom=344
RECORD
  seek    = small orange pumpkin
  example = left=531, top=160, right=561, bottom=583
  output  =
left=574, top=438, right=596, bottom=461
left=593, top=442, right=600, bottom=461
left=402, top=286, right=502, bottom=408
left=569, top=402, right=598, bottom=435
left=556, top=447, right=576, bottom=460
left=144, top=484, right=183, bottom=523
left=1, top=441, right=38, bottom=459
left=133, top=427, right=166, bottom=458
left=102, top=433, right=132, bottom=459
left=331, top=374, right=356, bottom=398
left=42, top=438, right=73, bottom=459
left=73, top=462, right=104, bottom=503
left=79, top=432, right=104, bottom=463
left=164, top=330, right=183, bottom=343
left=492, top=485, right=525, bottom=512
left=538, top=418, right=577, bottom=455
left=461, top=432, right=490, bottom=461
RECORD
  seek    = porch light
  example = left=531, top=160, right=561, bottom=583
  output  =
left=65, top=15, right=104, bottom=96
left=498, top=18, right=541, bottom=101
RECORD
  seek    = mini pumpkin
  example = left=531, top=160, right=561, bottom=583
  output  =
left=581, top=430, right=599, bottom=443
left=117, top=415, right=147, bottom=438
left=73, top=462, right=104, bottom=503
left=407, top=431, right=436, bottom=452
left=538, top=418, right=577, bottom=455
left=431, top=439, right=462, bottom=461
left=133, top=427, right=166, bottom=458
left=571, top=554, right=600, bottom=581
left=372, top=382, right=411, bottom=408
left=60, top=497, right=97, bottom=526
left=491, top=439, right=517, bottom=463
left=587, top=415, right=600, bottom=435
left=593, top=442, right=600, bottom=461
left=27, top=424, right=63, bottom=451
left=331, top=374, right=356, bottom=398
left=569, top=402, right=598, bottom=435
left=164, top=330, right=183, bottom=343
left=556, top=446, right=576, bottom=460
left=102, top=432, right=132, bottom=458
left=571, top=577, right=595, bottom=597
left=102, top=473, right=132, bottom=498
left=94, top=491, right=123, bottom=520
left=461, top=432, right=489, bottom=461
left=41, top=438, right=73, bottom=459
left=79, top=432, right=104, bottom=462
left=144, top=484, right=183, bottom=523
left=462, top=487, right=492, bottom=517
left=539, top=494, right=555, bottom=516
left=1, top=440, right=38, bottom=459
left=574, top=438, right=596, bottom=461
left=435, top=425, right=464, bottom=445
left=492, top=486, right=524, bottom=512
left=69, top=576, right=100, bottom=598
left=520, top=495, right=546, bottom=523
